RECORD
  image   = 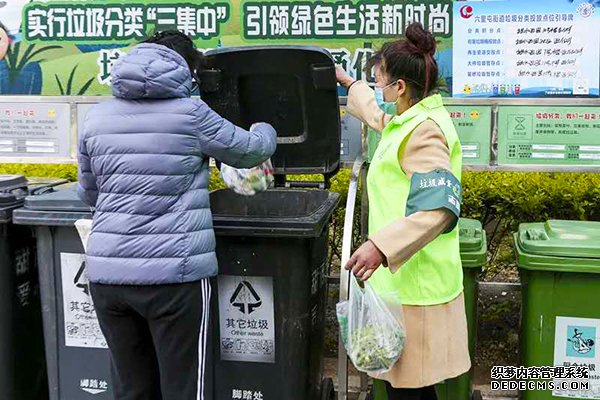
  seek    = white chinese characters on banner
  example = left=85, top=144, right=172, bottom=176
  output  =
left=244, top=1, right=451, bottom=39
left=25, top=3, right=230, bottom=41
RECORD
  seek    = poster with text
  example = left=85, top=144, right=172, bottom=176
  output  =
left=60, top=253, right=107, bottom=349
left=453, top=0, right=600, bottom=98
left=0, top=0, right=453, bottom=96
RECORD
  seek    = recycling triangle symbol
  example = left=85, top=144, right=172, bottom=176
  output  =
left=230, top=281, right=262, bottom=314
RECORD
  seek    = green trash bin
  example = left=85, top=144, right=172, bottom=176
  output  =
left=515, top=220, right=600, bottom=400
left=372, top=218, right=486, bottom=400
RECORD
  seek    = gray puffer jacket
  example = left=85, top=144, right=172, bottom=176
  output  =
left=77, top=43, right=276, bottom=285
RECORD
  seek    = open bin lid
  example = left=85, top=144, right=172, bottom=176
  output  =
left=458, top=218, right=487, bottom=268
left=517, top=220, right=600, bottom=259
left=199, top=46, right=341, bottom=186
left=13, top=184, right=92, bottom=227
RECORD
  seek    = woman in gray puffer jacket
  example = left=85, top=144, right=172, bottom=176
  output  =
left=77, top=31, right=276, bottom=400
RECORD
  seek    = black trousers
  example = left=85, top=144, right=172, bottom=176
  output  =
left=90, top=280, right=212, bottom=400
left=385, top=382, right=438, bottom=400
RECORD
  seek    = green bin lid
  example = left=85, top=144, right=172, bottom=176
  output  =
left=515, top=220, right=600, bottom=274
left=458, top=218, right=487, bottom=268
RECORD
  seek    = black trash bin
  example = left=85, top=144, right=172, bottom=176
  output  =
left=201, top=46, right=341, bottom=400
left=0, top=175, right=66, bottom=400
left=12, top=184, right=111, bottom=400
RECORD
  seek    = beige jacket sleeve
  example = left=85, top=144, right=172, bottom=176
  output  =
left=346, top=81, right=392, bottom=132
left=369, top=120, right=457, bottom=273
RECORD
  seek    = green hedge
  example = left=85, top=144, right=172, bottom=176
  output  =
left=3, top=164, right=599, bottom=269
left=0, top=164, right=78, bottom=181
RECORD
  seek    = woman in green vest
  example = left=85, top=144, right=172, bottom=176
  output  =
left=336, top=22, right=470, bottom=400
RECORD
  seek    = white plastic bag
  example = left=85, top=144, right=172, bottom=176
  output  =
left=74, top=219, right=93, bottom=251
left=221, top=159, right=274, bottom=196
left=337, top=274, right=406, bottom=374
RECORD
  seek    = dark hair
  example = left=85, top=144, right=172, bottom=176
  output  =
left=143, top=30, right=204, bottom=79
left=368, top=22, right=438, bottom=101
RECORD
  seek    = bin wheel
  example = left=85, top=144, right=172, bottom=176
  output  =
left=471, top=390, right=483, bottom=400
left=321, top=378, right=335, bottom=400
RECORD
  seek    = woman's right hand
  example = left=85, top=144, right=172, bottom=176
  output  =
left=336, top=65, right=355, bottom=89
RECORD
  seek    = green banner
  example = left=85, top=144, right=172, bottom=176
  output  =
left=0, top=0, right=453, bottom=96
left=498, top=106, right=600, bottom=165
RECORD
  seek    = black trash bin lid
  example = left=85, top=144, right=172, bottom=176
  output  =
left=199, top=46, right=341, bottom=185
left=22, top=184, right=90, bottom=212
left=13, top=184, right=92, bottom=227
left=0, top=175, right=67, bottom=222
left=0, top=174, right=28, bottom=209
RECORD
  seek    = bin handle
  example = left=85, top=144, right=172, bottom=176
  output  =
left=338, top=155, right=365, bottom=400
left=524, top=228, right=547, bottom=241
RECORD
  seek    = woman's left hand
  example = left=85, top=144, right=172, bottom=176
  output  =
left=345, top=240, right=386, bottom=281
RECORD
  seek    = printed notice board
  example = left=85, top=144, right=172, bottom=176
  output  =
left=453, top=0, right=600, bottom=98
left=446, top=105, right=492, bottom=165
left=497, top=106, right=600, bottom=165
left=0, top=103, right=71, bottom=159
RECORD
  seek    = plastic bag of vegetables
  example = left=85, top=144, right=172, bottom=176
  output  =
left=337, top=274, right=406, bottom=374
left=220, top=158, right=274, bottom=196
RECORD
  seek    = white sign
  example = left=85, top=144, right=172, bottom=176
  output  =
left=553, top=316, right=600, bottom=399
left=60, top=253, right=107, bottom=349
left=218, top=275, right=275, bottom=363
left=0, top=103, right=71, bottom=159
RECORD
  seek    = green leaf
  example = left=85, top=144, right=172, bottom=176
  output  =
left=77, top=77, right=95, bottom=96
left=17, top=43, right=36, bottom=70
left=16, top=45, right=62, bottom=70
left=54, top=74, right=65, bottom=95
left=66, top=64, right=79, bottom=95
left=6, top=41, right=20, bottom=70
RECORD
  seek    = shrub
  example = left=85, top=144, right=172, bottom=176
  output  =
left=3, top=164, right=599, bottom=274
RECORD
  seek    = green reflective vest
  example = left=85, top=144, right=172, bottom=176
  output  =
left=367, top=94, right=463, bottom=306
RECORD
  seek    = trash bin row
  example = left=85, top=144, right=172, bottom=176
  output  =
left=3, top=175, right=600, bottom=400
left=0, top=175, right=68, bottom=400
left=2, top=180, right=342, bottom=400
